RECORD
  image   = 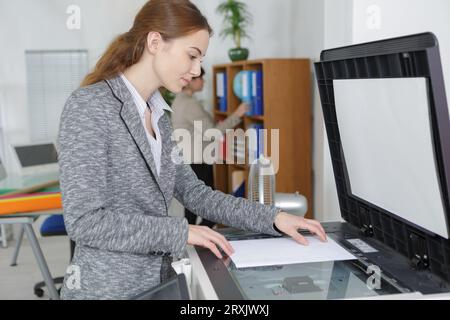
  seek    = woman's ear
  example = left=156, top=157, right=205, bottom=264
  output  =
left=146, top=32, right=162, bottom=55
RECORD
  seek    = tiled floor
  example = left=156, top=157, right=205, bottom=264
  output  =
left=0, top=236, right=71, bottom=300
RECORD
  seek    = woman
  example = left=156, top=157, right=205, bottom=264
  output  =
left=58, top=0, right=326, bottom=300
left=171, top=67, right=248, bottom=228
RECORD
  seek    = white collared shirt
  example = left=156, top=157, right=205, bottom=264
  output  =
left=120, top=73, right=173, bottom=176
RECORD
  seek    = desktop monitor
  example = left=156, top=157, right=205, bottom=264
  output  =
left=12, top=142, right=58, bottom=175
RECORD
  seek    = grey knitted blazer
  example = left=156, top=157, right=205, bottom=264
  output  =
left=57, top=75, right=281, bottom=299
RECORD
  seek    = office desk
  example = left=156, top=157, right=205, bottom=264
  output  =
left=0, top=172, right=61, bottom=300
left=0, top=172, right=59, bottom=195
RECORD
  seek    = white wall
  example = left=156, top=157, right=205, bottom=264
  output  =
left=290, top=0, right=326, bottom=221
left=353, top=0, right=450, bottom=108
left=289, top=0, right=353, bottom=222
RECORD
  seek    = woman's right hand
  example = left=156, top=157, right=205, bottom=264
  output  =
left=233, top=102, right=249, bottom=118
left=187, top=225, right=235, bottom=259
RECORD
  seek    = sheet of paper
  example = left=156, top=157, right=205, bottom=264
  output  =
left=229, top=236, right=356, bottom=268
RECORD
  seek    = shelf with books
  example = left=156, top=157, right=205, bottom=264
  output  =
left=212, top=59, right=312, bottom=218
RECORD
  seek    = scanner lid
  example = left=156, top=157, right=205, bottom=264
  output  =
left=315, top=33, right=450, bottom=279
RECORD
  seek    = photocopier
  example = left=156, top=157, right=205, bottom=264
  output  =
left=190, top=33, right=450, bottom=300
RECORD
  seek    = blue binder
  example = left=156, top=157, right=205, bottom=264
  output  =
left=217, top=72, right=227, bottom=112
left=252, top=70, right=263, bottom=116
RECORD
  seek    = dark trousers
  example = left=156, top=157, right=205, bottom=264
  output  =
left=185, top=164, right=216, bottom=228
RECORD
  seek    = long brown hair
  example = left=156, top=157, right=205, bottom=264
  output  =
left=81, top=0, right=212, bottom=87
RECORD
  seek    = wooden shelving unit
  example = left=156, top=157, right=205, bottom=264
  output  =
left=212, top=59, right=313, bottom=218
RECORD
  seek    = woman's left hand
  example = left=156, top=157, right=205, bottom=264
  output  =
left=274, top=212, right=327, bottom=246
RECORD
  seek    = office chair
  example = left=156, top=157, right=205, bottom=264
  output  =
left=33, top=214, right=75, bottom=298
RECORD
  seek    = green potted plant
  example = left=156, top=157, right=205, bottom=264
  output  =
left=216, top=0, right=252, bottom=62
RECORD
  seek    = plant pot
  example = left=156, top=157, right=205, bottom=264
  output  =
left=228, top=47, right=249, bottom=62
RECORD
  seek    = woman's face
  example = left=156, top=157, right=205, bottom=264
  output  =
left=152, top=29, right=209, bottom=93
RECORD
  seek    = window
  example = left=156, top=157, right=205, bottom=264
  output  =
left=25, top=50, right=88, bottom=142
